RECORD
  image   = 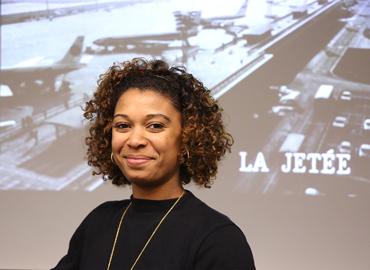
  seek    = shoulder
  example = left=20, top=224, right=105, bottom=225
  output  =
left=179, top=190, right=247, bottom=242
left=182, top=191, right=256, bottom=269
left=81, top=199, right=130, bottom=228
left=181, top=190, right=234, bottom=227
left=50, top=200, right=131, bottom=269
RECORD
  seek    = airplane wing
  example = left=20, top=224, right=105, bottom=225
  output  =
left=0, top=36, right=85, bottom=96
left=93, top=33, right=180, bottom=47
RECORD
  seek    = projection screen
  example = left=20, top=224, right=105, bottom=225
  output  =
left=1, top=0, right=370, bottom=269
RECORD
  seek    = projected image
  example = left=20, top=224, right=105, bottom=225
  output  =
left=1, top=0, right=369, bottom=195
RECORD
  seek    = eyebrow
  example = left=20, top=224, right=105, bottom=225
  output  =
left=113, top=113, right=171, bottom=122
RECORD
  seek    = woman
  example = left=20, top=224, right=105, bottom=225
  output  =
left=52, top=58, right=255, bottom=270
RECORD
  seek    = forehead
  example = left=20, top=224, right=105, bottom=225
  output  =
left=115, top=88, right=179, bottom=115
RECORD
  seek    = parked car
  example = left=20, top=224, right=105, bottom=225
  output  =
left=363, top=118, right=370, bottom=131
left=358, top=144, right=370, bottom=158
left=332, top=115, right=349, bottom=128
left=338, top=90, right=352, bottom=102
left=337, top=141, right=352, bottom=154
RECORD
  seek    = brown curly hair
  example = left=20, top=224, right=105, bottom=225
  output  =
left=84, top=58, right=233, bottom=187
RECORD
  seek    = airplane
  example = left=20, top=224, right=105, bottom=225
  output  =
left=199, top=0, right=249, bottom=29
left=0, top=35, right=85, bottom=97
left=90, top=32, right=192, bottom=55
left=88, top=11, right=201, bottom=56
left=87, top=0, right=249, bottom=55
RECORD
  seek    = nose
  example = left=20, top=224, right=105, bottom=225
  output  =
left=127, top=127, right=147, bottom=148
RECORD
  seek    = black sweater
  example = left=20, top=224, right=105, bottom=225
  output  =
left=51, top=190, right=255, bottom=270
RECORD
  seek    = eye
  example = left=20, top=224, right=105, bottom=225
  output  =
left=114, top=122, right=130, bottom=131
left=147, top=122, right=165, bottom=131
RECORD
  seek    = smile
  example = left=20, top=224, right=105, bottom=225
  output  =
left=124, top=155, right=153, bottom=166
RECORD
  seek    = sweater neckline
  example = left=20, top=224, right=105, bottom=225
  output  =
left=129, top=190, right=190, bottom=212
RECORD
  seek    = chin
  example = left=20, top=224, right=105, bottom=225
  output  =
left=127, top=176, right=167, bottom=189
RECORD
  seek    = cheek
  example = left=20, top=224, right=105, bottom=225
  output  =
left=164, top=134, right=182, bottom=156
left=152, top=135, right=180, bottom=155
left=111, top=132, right=125, bottom=152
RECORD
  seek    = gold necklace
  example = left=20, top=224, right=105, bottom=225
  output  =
left=106, top=191, right=185, bottom=270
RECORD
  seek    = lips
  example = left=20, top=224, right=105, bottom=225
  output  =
left=123, top=155, right=154, bottom=166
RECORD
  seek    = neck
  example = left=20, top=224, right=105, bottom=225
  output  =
left=132, top=181, right=184, bottom=200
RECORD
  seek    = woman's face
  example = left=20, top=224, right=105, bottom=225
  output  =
left=112, top=88, right=182, bottom=190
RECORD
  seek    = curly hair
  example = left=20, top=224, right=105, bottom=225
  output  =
left=84, top=58, right=233, bottom=187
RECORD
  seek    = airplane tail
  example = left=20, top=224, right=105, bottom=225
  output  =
left=58, top=35, right=84, bottom=64
left=235, top=0, right=249, bottom=17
